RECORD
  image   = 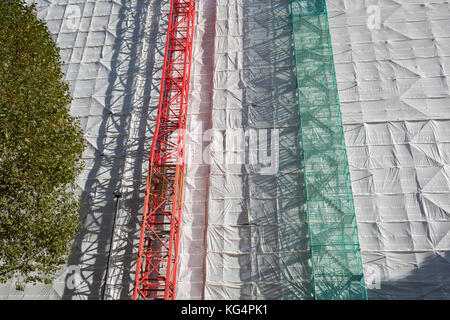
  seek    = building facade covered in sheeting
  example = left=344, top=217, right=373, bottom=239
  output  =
left=0, top=0, right=448, bottom=299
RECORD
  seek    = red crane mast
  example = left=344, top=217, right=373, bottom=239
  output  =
left=133, top=0, right=196, bottom=300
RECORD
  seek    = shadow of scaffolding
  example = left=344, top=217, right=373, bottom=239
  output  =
left=234, top=0, right=313, bottom=300
left=61, top=0, right=165, bottom=300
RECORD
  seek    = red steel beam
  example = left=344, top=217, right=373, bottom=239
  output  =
left=133, top=0, right=196, bottom=300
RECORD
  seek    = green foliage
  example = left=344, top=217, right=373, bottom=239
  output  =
left=0, top=1, right=85, bottom=288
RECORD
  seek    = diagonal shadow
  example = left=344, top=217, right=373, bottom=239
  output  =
left=62, top=0, right=156, bottom=300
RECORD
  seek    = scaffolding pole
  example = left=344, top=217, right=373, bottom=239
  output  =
left=133, top=0, right=196, bottom=300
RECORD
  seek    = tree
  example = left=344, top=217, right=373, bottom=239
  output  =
left=0, top=0, right=85, bottom=289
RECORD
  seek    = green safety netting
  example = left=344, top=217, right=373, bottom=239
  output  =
left=290, top=0, right=367, bottom=300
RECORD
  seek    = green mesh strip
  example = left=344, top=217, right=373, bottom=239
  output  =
left=290, top=0, right=367, bottom=300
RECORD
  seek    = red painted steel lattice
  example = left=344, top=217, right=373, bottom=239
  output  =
left=133, top=0, right=196, bottom=300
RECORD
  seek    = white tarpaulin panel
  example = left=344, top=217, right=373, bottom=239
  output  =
left=0, top=0, right=166, bottom=299
left=177, top=0, right=313, bottom=300
left=176, top=0, right=216, bottom=299
left=327, top=0, right=450, bottom=299
left=1, top=0, right=449, bottom=300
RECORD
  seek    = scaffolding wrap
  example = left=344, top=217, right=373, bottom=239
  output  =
left=290, top=0, right=367, bottom=300
left=133, top=0, right=196, bottom=300
left=0, top=0, right=448, bottom=300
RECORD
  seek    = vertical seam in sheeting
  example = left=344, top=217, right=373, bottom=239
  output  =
left=201, top=0, right=216, bottom=301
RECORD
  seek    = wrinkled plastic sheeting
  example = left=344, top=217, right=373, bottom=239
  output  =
left=176, top=0, right=216, bottom=299
left=290, top=0, right=366, bottom=299
left=177, top=0, right=313, bottom=300
left=328, top=0, right=450, bottom=299
left=0, top=0, right=165, bottom=299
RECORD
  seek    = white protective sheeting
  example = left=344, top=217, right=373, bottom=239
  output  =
left=327, top=0, right=450, bottom=299
left=176, top=0, right=216, bottom=299
left=0, top=0, right=165, bottom=299
left=177, top=0, right=313, bottom=300
left=1, top=0, right=448, bottom=300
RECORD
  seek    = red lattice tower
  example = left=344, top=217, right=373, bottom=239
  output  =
left=133, top=0, right=196, bottom=300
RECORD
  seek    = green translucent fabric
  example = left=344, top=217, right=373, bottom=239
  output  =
left=290, top=0, right=367, bottom=300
